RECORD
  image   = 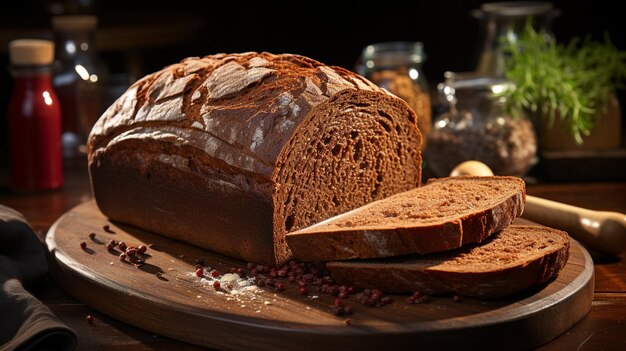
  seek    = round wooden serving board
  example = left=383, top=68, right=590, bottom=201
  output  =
left=46, top=200, right=594, bottom=351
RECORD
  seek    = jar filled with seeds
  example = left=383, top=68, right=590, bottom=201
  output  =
left=425, top=72, right=537, bottom=177
left=356, top=41, right=432, bottom=145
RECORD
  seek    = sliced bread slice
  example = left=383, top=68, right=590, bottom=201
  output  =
left=286, top=176, right=526, bottom=262
left=326, top=225, right=570, bottom=298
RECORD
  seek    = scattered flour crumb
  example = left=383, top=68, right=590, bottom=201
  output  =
left=189, top=266, right=262, bottom=308
left=264, top=301, right=272, bottom=306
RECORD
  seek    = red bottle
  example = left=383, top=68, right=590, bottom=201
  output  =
left=7, top=39, right=63, bottom=191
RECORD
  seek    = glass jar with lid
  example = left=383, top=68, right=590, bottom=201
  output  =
left=356, top=41, right=432, bottom=141
left=471, top=1, right=560, bottom=76
left=425, top=72, right=537, bottom=177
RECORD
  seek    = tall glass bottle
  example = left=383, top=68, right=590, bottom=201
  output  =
left=7, top=39, right=64, bottom=191
left=52, top=14, right=109, bottom=157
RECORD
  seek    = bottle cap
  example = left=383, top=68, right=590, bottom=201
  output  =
left=52, top=15, right=98, bottom=31
left=8, top=39, right=55, bottom=65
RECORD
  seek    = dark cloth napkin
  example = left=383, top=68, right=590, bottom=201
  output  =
left=0, top=205, right=76, bottom=351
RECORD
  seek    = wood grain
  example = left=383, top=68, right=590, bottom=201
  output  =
left=46, top=200, right=594, bottom=351
left=537, top=296, right=626, bottom=351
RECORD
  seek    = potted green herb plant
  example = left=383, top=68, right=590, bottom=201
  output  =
left=502, top=23, right=626, bottom=150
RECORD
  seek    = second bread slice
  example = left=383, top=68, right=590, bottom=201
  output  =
left=286, top=176, right=526, bottom=261
left=326, top=225, right=570, bottom=298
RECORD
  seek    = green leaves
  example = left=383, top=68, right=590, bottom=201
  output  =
left=502, top=22, right=626, bottom=144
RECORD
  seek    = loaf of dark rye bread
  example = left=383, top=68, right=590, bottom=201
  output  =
left=87, top=52, right=422, bottom=266
left=286, top=176, right=526, bottom=261
left=327, top=225, right=570, bottom=298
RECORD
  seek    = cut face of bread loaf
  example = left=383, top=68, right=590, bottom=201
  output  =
left=327, top=225, right=570, bottom=298
left=286, top=176, right=526, bottom=261
left=87, top=52, right=422, bottom=266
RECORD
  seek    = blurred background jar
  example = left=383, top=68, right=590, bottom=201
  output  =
left=52, top=14, right=110, bottom=158
left=425, top=72, right=537, bottom=177
left=471, top=1, right=560, bottom=77
left=356, top=41, right=432, bottom=144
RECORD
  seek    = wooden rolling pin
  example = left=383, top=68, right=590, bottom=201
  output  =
left=451, top=160, right=626, bottom=256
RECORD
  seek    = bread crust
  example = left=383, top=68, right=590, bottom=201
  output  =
left=88, top=52, right=422, bottom=265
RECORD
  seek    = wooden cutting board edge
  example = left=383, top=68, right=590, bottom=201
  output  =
left=45, top=200, right=594, bottom=351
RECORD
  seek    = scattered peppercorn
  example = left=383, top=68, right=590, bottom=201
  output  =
left=119, top=253, right=126, bottom=261
left=117, top=241, right=127, bottom=251
left=193, top=259, right=410, bottom=318
left=358, top=288, right=392, bottom=307
left=406, top=291, right=429, bottom=304
left=330, top=299, right=353, bottom=316
left=103, top=224, right=114, bottom=233
left=105, top=240, right=116, bottom=250
left=88, top=232, right=96, bottom=240
left=195, top=267, right=204, bottom=277
left=137, top=245, right=147, bottom=254
left=86, top=315, right=94, bottom=324
left=125, top=247, right=137, bottom=257
left=80, top=241, right=87, bottom=249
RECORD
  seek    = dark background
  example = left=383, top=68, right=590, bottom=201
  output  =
left=1, top=0, right=624, bottom=173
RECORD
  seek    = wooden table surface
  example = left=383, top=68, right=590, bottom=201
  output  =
left=1, top=158, right=625, bottom=351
